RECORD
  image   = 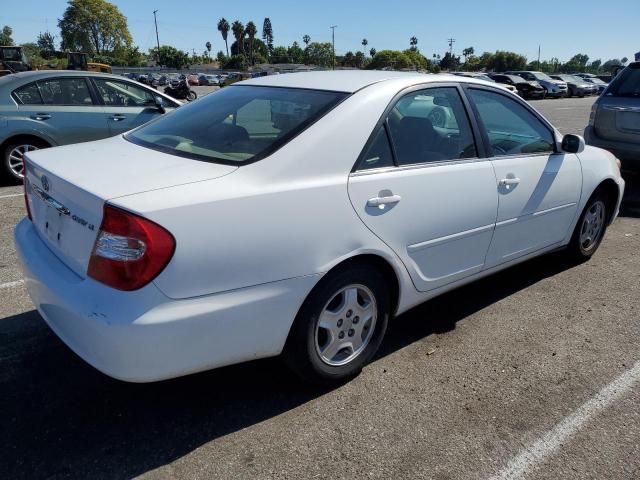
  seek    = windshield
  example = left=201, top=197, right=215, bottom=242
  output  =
left=126, top=85, right=348, bottom=165
left=531, top=72, right=554, bottom=82
left=607, top=64, right=640, bottom=98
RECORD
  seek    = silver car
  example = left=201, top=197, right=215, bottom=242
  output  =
left=0, top=70, right=180, bottom=183
left=585, top=62, right=640, bottom=170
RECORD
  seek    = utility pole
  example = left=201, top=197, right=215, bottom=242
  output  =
left=153, top=10, right=160, bottom=64
left=537, top=45, right=541, bottom=70
left=447, top=38, right=456, bottom=56
left=330, top=25, right=338, bottom=70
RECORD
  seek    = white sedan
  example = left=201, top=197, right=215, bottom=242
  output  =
left=15, top=71, right=624, bottom=383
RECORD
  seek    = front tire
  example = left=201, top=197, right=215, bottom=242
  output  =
left=283, top=264, right=391, bottom=384
left=187, top=90, right=197, bottom=102
left=566, top=192, right=609, bottom=261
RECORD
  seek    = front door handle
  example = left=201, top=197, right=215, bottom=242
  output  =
left=110, top=114, right=127, bottom=121
left=31, top=113, right=51, bottom=121
left=367, top=194, right=402, bottom=207
left=499, top=177, right=520, bottom=186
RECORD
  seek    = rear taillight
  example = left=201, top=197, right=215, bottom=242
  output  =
left=23, top=158, right=32, bottom=220
left=588, top=102, right=597, bottom=126
left=87, top=205, right=175, bottom=291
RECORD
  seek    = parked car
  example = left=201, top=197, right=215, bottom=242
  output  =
left=582, top=76, right=609, bottom=94
left=15, top=71, right=624, bottom=384
left=550, top=74, right=596, bottom=97
left=452, top=72, right=518, bottom=94
left=488, top=73, right=546, bottom=99
left=507, top=71, right=568, bottom=98
left=0, top=70, right=180, bottom=182
left=186, top=74, right=199, bottom=86
left=585, top=61, right=640, bottom=170
left=198, top=74, right=219, bottom=86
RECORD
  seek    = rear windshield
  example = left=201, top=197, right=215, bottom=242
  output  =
left=126, top=85, right=347, bottom=165
left=607, top=64, right=640, bottom=98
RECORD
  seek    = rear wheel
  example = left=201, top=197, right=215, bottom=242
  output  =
left=566, top=192, right=609, bottom=261
left=283, top=264, right=390, bottom=384
left=187, top=90, right=197, bottom=102
left=2, top=138, right=49, bottom=184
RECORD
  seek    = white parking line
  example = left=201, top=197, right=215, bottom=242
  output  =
left=0, top=193, right=22, bottom=199
left=0, top=280, right=24, bottom=289
left=490, top=360, right=640, bottom=480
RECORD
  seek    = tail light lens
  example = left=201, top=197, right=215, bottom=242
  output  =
left=88, top=205, right=175, bottom=291
left=588, top=102, right=597, bottom=126
left=23, top=158, right=32, bottom=220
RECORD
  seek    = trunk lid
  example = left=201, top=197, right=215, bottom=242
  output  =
left=24, top=135, right=237, bottom=278
left=595, top=63, right=640, bottom=143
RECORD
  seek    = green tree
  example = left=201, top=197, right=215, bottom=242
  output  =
left=367, top=50, right=412, bottom=70
left=369, top=47, right=376, bottom=58
left=216, top=50, right=226, bottom=64
left=602, top=59, right=623, bottom=73
left=37, top=31, right=56, bottom=54
left=262, top=18, right=274, bottom=58
left=205, top=41, right=212, bottom=58
left=403, top=49, right=431, bottom=70
left=590, top=59, right=602, bottom=72
left=245, top=21, right=257, bottom=65
left=231, top=37, right=267, bottom=59
left=231, top=20, right=245, bottom=56
left=58, top=0, right=132, bottom=55
left=409, top=36, right=418, bottom=51
left=288, top=42, right=304, bottom=63
left=223, top=54, right=245, bottom=70
left=302, top=35, right=311, bottom=47
left=355, top=51, right=365, bottom=68
left=217, top=18, right=230, bottom=57
left=361, top=38, right=368, bottom=56
left=485, top=50, right=527, bottom=72
left=149, top=45, right=189, bottom=69
left=621, top=57, right=628, bottom=64
left=0, top=25, right=14, bottom=46
left=439, top=52, right=460, bottom=71
left=271, top=46, right=289, bottom=63
left=462, top=46, right=475, bottom=63
left=304, top=42, right=333, bottom=67
left=111, top=44, right=145, bottom=66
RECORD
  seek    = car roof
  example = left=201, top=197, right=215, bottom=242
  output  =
left=240, top=70, right=470, bottom=93
left=0, top=69, right=130, bottom=86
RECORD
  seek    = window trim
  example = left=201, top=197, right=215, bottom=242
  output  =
left=351, top=82, right=487, bottom=174
left=13, top=77, right=100, bottom=107
left=461, top=84, right=560, bottom=159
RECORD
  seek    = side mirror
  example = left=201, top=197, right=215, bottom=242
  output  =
left=561, top=134, right=585, bottom=154
left=154, top=96, right=166, bottom=114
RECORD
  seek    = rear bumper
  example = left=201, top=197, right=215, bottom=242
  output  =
left=14, top=218, right=318, bottom=382
left=584, top=126, right=640, bottom=168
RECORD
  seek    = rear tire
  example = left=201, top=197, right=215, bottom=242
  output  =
left=2, top=138, right=49, bottom=184
left=283, top=264, right=391, bottom=384
left=187, top=91, right=197, bottom=102
left=566, top=191, right=609, bottom=261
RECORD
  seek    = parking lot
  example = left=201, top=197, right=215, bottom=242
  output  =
left=1, top=95, right=638, bottom=479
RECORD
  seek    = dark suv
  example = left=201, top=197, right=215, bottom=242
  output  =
left=585, top=62, right=640, bottom=169
left=488, top=73, right=546, bottom=100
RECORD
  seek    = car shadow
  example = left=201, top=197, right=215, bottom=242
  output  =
left=620, top=169, right=640, bottom=218
left=0, top=251, right=579, bottom=480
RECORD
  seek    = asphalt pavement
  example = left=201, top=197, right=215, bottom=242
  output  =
left=0, top=96, right=638, bottom=480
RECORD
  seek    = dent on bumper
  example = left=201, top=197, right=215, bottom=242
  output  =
left=14, top=218, right=320, bottom=382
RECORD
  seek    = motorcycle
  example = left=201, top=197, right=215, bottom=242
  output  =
left=164, top=80, right=197, bottom=102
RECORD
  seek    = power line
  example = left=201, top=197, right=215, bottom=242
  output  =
left=447, top=38, right=456, bottom=56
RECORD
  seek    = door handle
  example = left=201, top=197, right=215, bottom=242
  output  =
left=499, top=177, right=520, bottom=186
left=110, top=114, right=127, bottom=121
left=367, top=194, right=402, bottom=207
left=31, top=113, right=51, bottom=121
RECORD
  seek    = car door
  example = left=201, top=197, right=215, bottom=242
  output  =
left=13, top=76, right=108, bottom=145
left=465, top=87, right=581, bottom=268
left=348, top=85, right=498, bottom=292
left=91, top=78, right=168, bottom=135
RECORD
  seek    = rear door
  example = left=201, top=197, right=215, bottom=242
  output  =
left=13, top=76, right=108, bottom=145
left=91, top=78, right=169, bottom=135
left=595, top=63, right=640, bottom=142
left=465, top=87, right=581, bottom=267
left=348, top=85, right=498, bottom=292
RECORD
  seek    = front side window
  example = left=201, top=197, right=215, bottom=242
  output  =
left=467, top=88, right=555, bottom=156
left=93, top=79, right=156, bottom=107
left=37, top=78, right=94, bottom=106
left=126, top=85, right=347, bottom=165
left=385, top=87, right=477, bottom=165
left=13, top=83, right=42, bottom=105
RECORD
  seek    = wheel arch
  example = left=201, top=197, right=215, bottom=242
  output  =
left=1, top=133, right=53, bottom=153
left=593, top=178, right=621, bottom=225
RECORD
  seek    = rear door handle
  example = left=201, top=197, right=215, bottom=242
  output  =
left=31, top=113, right=51, bottom=121
left=110, top=114, right=127, bottom=121
left=367, top=194, right=402, bottom=207
left=499, top=177, right=520, bottom=186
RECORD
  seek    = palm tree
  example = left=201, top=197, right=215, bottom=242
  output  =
left=231, top=20, right=245, bottom=56
left=361, top=38, right=368, bottom=56
left=205, top=41, right=212, bottom=58
left=245, top=21, right=257, bottom=65
left=409, top=36, right=418, bottom=50
left=217, top=18, right=230, bottom=57
left=370, top=48, right=376, bottom=58
left=303, top=34, right=311, bottom=47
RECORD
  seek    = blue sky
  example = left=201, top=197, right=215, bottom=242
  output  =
left=3, top=0, right=637, bottom=63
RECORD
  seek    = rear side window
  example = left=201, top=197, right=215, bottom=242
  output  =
left=13, top=83, right=42, bottom=104
left=607, top=64, right=640, bottom=98
left=38, top=78, right=94, bottom=106
left=358, top=126, right=395, bottom=170
left=126, top=85, right=347, bottom=165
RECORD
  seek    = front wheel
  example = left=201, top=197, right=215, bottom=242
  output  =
left=566, top=192, right=609, bottom=261
left=186, top=90, right=197, bottom=102
left=283, top=264, right=391, bottom=384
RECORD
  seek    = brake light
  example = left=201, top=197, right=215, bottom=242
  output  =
left=23, top=158, right=32, bottom=220
left=88, top=205, right=175, bottom=291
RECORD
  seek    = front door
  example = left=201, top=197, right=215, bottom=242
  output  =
left=466, top=88, right=581, bottom=267
left=348, top=86, right=498, bottom=292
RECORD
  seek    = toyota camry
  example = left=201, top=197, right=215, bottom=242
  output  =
left=15, top=71, right=625, bottom=383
